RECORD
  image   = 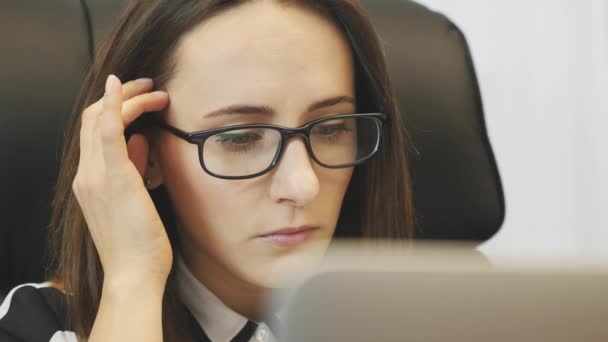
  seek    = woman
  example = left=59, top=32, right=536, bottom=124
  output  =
left=0, top=0, right=413, bottom=341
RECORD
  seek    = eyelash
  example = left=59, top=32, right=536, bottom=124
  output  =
left=214, top=132, right=263, bottom=153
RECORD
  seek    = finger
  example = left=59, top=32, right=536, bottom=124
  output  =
left=121, top=91, right=170, bottom=127
left=82, top=78, right=155, bottom=119
left=81, top=86, right=168, bottom=166
left=127, top=134, right=150, bottom=177
left=121, top=78, right=155, bottom=101
left=85, top=81, right=160, bottom=168
left=100, top=75, right=130, bottom=166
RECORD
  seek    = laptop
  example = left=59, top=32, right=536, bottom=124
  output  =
left=264, top=242, right=608, bottom=342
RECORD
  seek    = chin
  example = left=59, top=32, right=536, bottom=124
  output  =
left=249, top=238, right=331, bottom=288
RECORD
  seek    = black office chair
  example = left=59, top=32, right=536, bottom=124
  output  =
left=0, top=0, right=504, bottom=298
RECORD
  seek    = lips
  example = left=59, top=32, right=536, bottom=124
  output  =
left=258, top=226, right=319, bottom=247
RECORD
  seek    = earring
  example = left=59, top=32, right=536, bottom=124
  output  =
left=144, top=176, right=152, bottom=189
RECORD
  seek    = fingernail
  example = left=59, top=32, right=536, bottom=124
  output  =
left=135, top=78, right=153, bottom=85
left=105, top=75, right=116, bottom=94
left=151, top=90, right=169, bottom=97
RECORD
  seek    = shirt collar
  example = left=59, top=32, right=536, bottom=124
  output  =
left=174, top=255, right=249, bottom=341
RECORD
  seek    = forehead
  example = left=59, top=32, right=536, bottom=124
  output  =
left=166, top=1, right=355, bottom=122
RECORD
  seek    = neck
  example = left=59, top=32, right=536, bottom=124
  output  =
left=179, top=243, right=266, bottom=321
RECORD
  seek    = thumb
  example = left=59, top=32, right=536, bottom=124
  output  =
left=126, top=133, right=150, bottom=177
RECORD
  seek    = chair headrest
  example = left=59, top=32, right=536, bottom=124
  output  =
left=362, top=0, right=505, bottom=240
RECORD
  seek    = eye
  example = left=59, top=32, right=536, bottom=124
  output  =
left=312, top=122, right=351, bottom=136
left=214, top=132, right=262, bottom=144
left=208, top=129, right=269, bottom=154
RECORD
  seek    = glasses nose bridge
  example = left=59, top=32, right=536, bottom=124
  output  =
left=281, top=127, right=310, bottom=144
left=277, top=127, right=313, bottom=162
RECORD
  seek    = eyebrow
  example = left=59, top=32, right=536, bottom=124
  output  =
left=203, top=95, right=356, bottom=118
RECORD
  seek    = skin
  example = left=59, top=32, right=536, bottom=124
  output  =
left=150, top=0, right=356, bottom=318
left=74, top=2, right=355, bottom=338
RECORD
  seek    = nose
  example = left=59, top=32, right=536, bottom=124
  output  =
left=268, top=138, right=320, bottom=207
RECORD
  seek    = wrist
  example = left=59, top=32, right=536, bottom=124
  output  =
left=103, top=270, right=168, bottom=297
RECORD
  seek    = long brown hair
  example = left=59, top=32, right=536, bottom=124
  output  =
left=48, top=0, right=414, bottom=340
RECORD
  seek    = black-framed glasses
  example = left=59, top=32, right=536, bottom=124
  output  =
left=155, top=113, right=387, bottom=180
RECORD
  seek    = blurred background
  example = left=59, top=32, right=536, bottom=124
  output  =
left=416, top=0, right=608, bottom=259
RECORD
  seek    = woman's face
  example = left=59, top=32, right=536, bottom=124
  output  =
left=153, top=1, right=355, bottom=287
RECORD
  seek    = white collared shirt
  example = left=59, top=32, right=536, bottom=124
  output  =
left=174, top=256, right=277, bottom=342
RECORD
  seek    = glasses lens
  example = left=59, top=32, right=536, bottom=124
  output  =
left=309, top=116, right=380, bottom=167
left=202, top=128, right=281, bottom=177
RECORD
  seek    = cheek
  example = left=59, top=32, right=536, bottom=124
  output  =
left=158, top=137, right=264, bottom=243
left=316, top=166, right=354, bottom=209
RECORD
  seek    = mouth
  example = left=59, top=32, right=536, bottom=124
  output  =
left=257, top=226, right=320, bottom=248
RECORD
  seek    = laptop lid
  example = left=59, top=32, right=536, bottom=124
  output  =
left=266, top=242, right=608, bottom=342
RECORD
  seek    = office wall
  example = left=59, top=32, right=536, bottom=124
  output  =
left=414, top=0, right=608, bottom=258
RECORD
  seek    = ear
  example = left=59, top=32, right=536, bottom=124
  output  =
left=143, top=132, right=164, bottom=190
